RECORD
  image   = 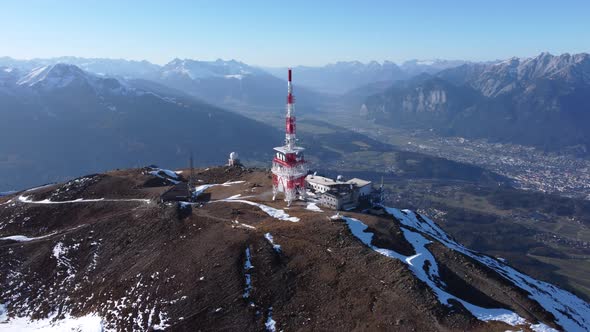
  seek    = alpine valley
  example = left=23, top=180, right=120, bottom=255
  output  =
left=1, top=52, right=590, bottom=332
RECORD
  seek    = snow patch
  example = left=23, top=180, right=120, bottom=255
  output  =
left=0, top=225, right=85, bottom=243
left=222, top=181, right=246, bottom=186
left=343, top=215, right=536, bottom=329
left=52, top=242, right=77, bottom=283
left=244, top=247, right=254, bottom=270
left=306, top=202, right=323, bottom=212
left=18, top=195, right=150, bottom=205
left=148, top=167, right=180, bottom=184
left=16, top=64, right=89, bottom=90
left=330, top=213, right=341, bottom=220
left=215, top=199, right=299, bottom=222
left=192, top=181, right=245, bottom=199
left=0, top=311, right=104, bottom=331
left=243, top=247, right=254, bottom=299
left=0, top=232, right=57, bottom=242
left=16, top=65, right=51, bottom=86
left=530, top=323, right=559, bottom=332
left=265, top=307, right=276, bottom=332
left=224, top=74, right=244, bottom=80
left=52, top=242, right=65, bottom=260
left=24, top=183, right=56, bottom=192
left=192, top=184, right=217, bottom=198
left=383, top=207, right=590, bottom=332
left=179, top=201, right=193, bottom=209
left=151, top=310, right=170, bottom=330
left=264, top=233, right=282, bottom=252
left=0, top=303, right=7, bottom=321
left=416, top=60, right=436, bottom=65
left=232, top=220, right=256, bottom=230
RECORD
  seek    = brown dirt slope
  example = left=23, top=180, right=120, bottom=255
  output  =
left=0, top=167, right=576, bottom=331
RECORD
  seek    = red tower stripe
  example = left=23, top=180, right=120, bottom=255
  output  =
left=286, top=117, right=295, bottom=134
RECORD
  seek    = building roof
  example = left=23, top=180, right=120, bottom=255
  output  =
left=346, top=178, right=372, bottom=187
left=306, top=175, right=338, bottom=186
left=274, top=146, right=305, bottom=154
left=306, top=175, right=371, bottom=188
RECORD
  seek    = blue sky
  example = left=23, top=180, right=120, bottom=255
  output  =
left=1, top=0, right=588, bottom=66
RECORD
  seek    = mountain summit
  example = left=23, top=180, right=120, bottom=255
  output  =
left=16, top=64, right=87, bottom=88
left=0, top=167, right=588, bottom=331
left=364, top=52, right=590, bottom=152
left=161, top=58, right=263, bottom=80
left=440, top=52, right=590, bottom=97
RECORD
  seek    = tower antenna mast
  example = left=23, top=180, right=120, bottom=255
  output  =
left=271, top=69, right=308, bottom=206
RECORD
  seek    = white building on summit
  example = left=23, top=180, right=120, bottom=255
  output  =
left=306, top=175, right=372, bottom=195
left=228, top=152, right=240, bottom=166
left=306, top=174, right=373, bottom=210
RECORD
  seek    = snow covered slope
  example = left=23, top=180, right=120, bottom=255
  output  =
left=160, top=58, right=264, bottom=80
left=12, top=63, right=133, bottom=96
left=343, top=207, right=590, bottom=331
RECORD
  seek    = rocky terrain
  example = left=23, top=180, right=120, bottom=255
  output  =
left=363, top=52, right=590, bottom=152
left=1, top=166, right=589, bottom=331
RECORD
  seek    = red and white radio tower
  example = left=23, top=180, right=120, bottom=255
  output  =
left=271, top=68, right=308, bottom=205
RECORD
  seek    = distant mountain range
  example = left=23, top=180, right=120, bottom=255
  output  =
left=155, top=58, right=322, bottom=112
left=0, top=63, right=279, bottom=190
left=0, top=57, right=324, bottom=114
left=0, top=56, right=470, bottom=104
left=0, top=56, right=473, bottom=190
left=363, top=52, right=590, bottom=153
left=0, top=56, right=160, bottom=79
left=2, top=52, right=590, bottom=190
left=264, top=59, right=468, bottom=94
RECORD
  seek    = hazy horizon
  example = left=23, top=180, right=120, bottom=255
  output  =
left=2, top=50, right=587, bottom=69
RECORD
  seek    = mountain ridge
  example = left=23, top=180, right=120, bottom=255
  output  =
left=0, top=56, right=472, bottom=96
left=363, top=52, right=590, bottom=153
left=0, top=63, right=280, bottom=191
left=0, top=166, right=588, bottom=331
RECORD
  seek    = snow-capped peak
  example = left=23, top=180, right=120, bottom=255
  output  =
left=160, top=58, right=261, bottom=80
left=10, top=63, right=141, bottom=99
left=16, top=63, right=87, bottom=88
left=344, top=207, right=590, bottom=331
left=484, top=52, right=590, bottom=85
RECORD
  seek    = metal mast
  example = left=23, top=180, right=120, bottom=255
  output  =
left=285, top=69, right=296, bottom=149
left=271, top=69, right=308, bottom=206
left=189, top=152, right=195, bottom=188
